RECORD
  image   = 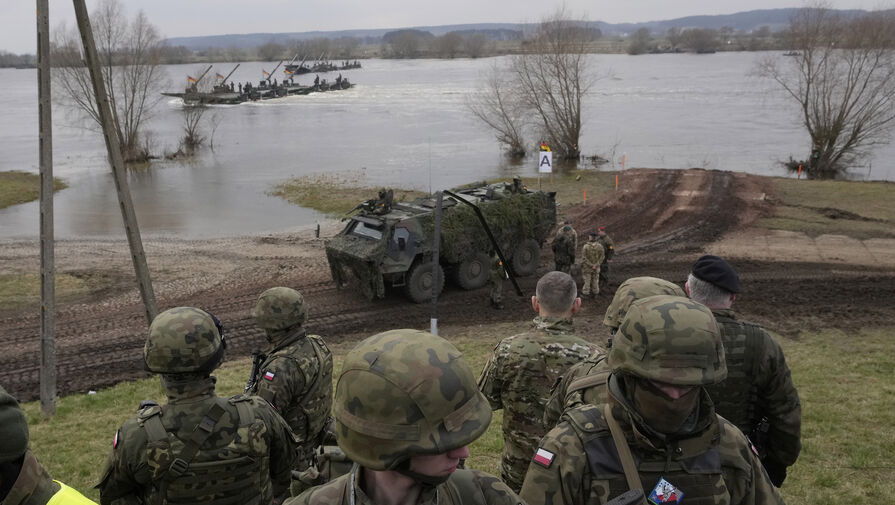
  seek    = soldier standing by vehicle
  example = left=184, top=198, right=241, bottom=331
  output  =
left=489, top=251, right=506, bottom=309
left=686, top=255, right=801, bottom=487
left=580, top=232, right=605, bottom=297
left=542, top=276, right=685, bottom=429
left=97, top=307, right=297, bottom=505
left=0, top=386, right=97, bottom=505
left=551, top=225, right=576, bottom=274
left=286, top=329, right=523, bottom=505
left=520, top=295, right=784, bottom=505
left=247, top=287, right=334, bottom=478
left=595, top=227, right=614, bottom=293
left=478, top=271, right=600, bottom=493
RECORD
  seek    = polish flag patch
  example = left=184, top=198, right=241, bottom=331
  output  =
left=264, top=371, right=275, bottom=381
left=533, top=448, right=555, bottom=468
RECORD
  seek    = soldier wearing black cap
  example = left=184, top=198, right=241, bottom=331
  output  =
left=686, top=254, right=802, bottom=487
left=0, top=386, right=97, bottom=504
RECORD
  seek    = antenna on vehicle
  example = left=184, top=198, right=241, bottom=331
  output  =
left=428, top=137, right=432, bottom=195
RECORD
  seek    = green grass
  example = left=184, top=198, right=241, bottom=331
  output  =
left=0, top=170, right=67, bottom=209
left=272, top=173, right=427, bottom=216
left=22, top=324, right=893, bottom=502
left=759, top=178, right=895, bottom=239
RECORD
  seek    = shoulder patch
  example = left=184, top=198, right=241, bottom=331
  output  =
left=533, top=448, right=555, bottom=468
left=264, top=371, right=276, bottom=381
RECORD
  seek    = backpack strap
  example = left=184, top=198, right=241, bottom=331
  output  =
left=602, top=403, right=647, bottom=505
left=138, top=405, right=167, bottom=443
left=229, top=395, right=255, bottom=427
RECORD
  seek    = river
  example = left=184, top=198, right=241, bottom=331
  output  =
left=1, top=53, right=892, bottom=239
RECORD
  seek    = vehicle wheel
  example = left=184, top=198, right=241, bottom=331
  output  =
left=511, top=239, right=541, bottom=277
left=453, top=252, right=491, bottom=290
left=405, top=260, right=445, bottom=303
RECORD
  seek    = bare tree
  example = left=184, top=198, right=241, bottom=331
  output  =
left=432, top=32, right=464, bottom=59
left=467, top=62, right=528, bottom=157
left=682, top=28, right=719, bottom=53
left=51, top=0, right=166, bottom=162
left=758, top=6, right=895, bottom=178
left=628, top=27, right=652, bottom=55
left=180, top=104, right=207, bottom=151
left=512, top=9, right=598, bottom=159
left=257, top=40, right=286, bottom=61
left=463, top=33, right=490, bottom=58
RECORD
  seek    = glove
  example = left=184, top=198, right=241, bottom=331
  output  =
left=762, top=456, right=787, bottom=487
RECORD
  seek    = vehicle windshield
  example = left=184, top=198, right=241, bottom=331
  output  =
left=349, top=220, right=383, bottom=240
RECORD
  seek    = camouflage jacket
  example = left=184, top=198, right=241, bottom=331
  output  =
left=2, top=450, right=66, bottom=505
left=96, top=378, right=297, bottom=505
left=478, top=317, right=599, bottom=492
left=249, top=329, right=334, bottom=459
left=706, top=309, right=801, bottom=468
left=580, top=243, right=605, bottom=270
left=285, top=465, right=523, bottom=505
left=595, top=235, right=614, bottom=262
left=542, top=350, right=609, bottom=429
left=520, top=390, right=785, bottom=505
left=551, top=233, right=575, bottom=262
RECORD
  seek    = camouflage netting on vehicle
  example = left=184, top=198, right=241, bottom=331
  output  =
left=434, top=191, right=556, bottom=263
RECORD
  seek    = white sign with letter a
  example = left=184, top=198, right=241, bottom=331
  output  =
left=538, top=151, right=553, bottom=173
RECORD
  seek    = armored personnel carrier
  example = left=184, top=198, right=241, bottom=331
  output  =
left=325, top=180, right=556, bottom=303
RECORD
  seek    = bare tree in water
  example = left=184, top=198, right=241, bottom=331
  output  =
left=758, top=5, right=895, bottom=178
left=467, top=62, right=528, bottom=157
left=51, top=0, right=166, bottom=162
left=470, top=8, right=598, bottom=160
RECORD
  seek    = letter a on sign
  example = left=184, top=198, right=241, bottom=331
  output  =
left=538, top=152, right=553, bottom=173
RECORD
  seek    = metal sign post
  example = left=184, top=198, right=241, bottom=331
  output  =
left=73, top=0, right=157, bottom=325
left=430, top=191, right=443, bottom=335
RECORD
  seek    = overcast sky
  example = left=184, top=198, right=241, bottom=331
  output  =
left=2, top=0, right=879, bottom=54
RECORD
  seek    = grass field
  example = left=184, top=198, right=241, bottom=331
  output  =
left=759, top=177, right=895, bottom=239
left=0, top=170, right=66, bottom=210
left=19, top=324, right=894, bottom=503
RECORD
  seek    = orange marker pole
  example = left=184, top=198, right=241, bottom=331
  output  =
left=615, top=174, right=619, bottom=190
left=622, top=154, right=626, bottom=170
left=798, top=164, right=802, bottom=179
left=583, top=188, right=587, bottom=202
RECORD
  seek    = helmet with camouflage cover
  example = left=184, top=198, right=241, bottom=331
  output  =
left=252, top=287, right=307, bottom=330
left=609, top=295, right=727, bottom=386
left=144, top=307, right=225, bottom=374
left=333, top=329, right=492, bottom=471
left=603, top=277, right=686, bottom=329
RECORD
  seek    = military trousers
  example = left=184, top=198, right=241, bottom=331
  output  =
left=582, top=266, right=600, bottom=296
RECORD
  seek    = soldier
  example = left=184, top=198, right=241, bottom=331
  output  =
left=286, top=329, right=522, bottom=505
left=478, top=271, right=600, bottom=493
left=247, top=287, right=334, bottom=475
left=0, top=386, right=96, bottom=505
left=686, top=254, right=801, bottom=487
left=489, top=251, right=506, bottom=309
left=551, top=225, right=576, bottom=274
left=520, top=295, right=785, bottom=505
left=97, top=307, right=297, bottom=505
left=580, top=231, right=605, bottom=297
left=542, top=276, right=685, bottom=429
left=595, top=227, right=614, bottom=293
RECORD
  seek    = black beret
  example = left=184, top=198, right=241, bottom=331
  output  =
left=691, top=255, right=740, bottom=294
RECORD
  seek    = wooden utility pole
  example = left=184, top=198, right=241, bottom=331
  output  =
left=37, top=0, right=56, bottom=417
left=73, top=0, right=157, bottom=324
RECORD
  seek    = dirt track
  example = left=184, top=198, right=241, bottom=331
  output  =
left=2, top=168, right=895, bottom=401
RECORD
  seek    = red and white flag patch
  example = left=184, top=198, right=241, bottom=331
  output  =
left=264, top=371, right=275, bottom=381
left=533, top=448, right=555, bottom=468
left=113, top=429, right=119, bottom=448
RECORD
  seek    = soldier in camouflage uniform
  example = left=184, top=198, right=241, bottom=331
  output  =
left=285, top=329, right=522, bottom=505
left=595, top=227, right=614, bottom=293
left=580, top=232, right=605, bottom=297
left=520, top=295, right=785, bottom=505
left=686, top=255, right=801, bottom=487
left=0, top=386, right=96, bottom=505
left=247, top=287, right=334, bottom=473
left=542, top=277, right=685, bottom=429
left=551, top=225, right=576, bottom=274
left=478, top=271, right=599, bottom=493
left=489, top=251, right=506, bottom=309
left=96, top=307, right=298, bottom=505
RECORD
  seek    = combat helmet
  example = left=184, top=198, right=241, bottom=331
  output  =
left=609, top=295, right=727, bottom=386
left=333, top=329, right=492, bottom=471
left=252, top=287, right=307, bottom=330
left=603, top=277, right=686, bottom=330
left=144, top=307, right=225, bottom=374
